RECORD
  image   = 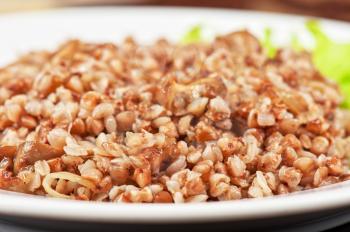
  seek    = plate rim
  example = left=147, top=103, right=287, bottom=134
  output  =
left=0, top=6, right=350, bottom=223
left=1, top=5, right=350, bottom=25
left=1, top=181, right=350, bottom=223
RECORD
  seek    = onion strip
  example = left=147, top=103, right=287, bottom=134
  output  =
left=42, top=172, right=96, bottom=199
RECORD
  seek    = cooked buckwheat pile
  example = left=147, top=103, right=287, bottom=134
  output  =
left=0, top=31, right=350, bottom=203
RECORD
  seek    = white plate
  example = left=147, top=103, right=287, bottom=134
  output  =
left=1, top=6, right=350, bottom=228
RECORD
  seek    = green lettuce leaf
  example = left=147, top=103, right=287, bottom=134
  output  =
left=181, top=25, right=203, bottom=44
left=306, top=20, right=350, bottom=108
left=261, top=28, right=277, bottom=58
left=291, top=34, right=303, bottom=52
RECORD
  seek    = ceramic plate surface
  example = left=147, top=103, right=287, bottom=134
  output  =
left=0, top=6, right=350, bottom=226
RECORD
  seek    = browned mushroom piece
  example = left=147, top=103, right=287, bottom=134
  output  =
left=0, top=170, right=27, bottom=193
left=161, top=75, right=227, bottom=113
left=0, top=146, right=17, bottom=159
left=13, top=141, right=64, bottom=174
left=214, top=30, right=262, bottom=54
left=231, top=117, right=248, bottom=136
left=0, top=146, right=17, bottom=173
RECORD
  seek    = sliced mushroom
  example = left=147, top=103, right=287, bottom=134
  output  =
left=161, top=75, right=227, bottom=112
left=279, top=91, right=308, bottom=115
left=14, top=142, right=64, bottom=174
left=0, top=146, right=17, bottom=159
left=0, top=146, right=17, bottom=172
left=231, top=117, right=248, bottom=136
left=0, top=170, right=27, bottom=193
left=214, top=30, right=261, bottom=55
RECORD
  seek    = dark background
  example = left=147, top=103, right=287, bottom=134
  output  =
left=2, top=0, right=350, bottom=22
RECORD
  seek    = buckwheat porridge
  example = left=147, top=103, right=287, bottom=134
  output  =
left=0, top=30, right=349, bottom=203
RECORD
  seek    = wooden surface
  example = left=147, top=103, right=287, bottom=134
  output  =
left=155, top=0, right=350, bottom=21
left=1, top=0, right=350, bottom=21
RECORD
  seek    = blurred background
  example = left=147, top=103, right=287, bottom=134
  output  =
left=1, top=0, right=350, bottom=21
